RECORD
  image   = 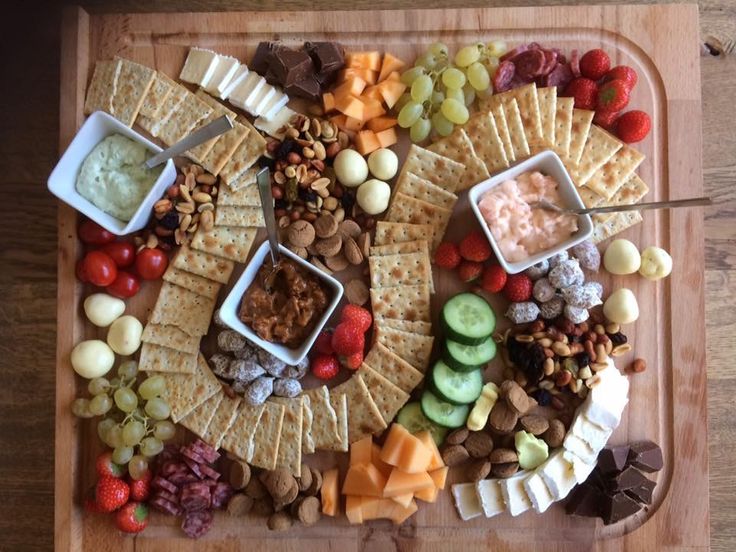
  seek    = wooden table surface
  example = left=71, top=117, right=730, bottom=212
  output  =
left=1, top=1, right=732, bottom=550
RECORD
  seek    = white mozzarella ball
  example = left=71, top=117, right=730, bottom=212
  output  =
left=367, top=148, right=398, bottom=180
left=603, top=288, right=640, bottom=324
left=71, top=340, right=115, bottom=379
left=83, top=293, right=126, bottom=327
left=333, top=149, right=369, bottom=188
left=106, top=315, right=143, bottom=356
left=356, top=179, right=391, bottom=215
left=639, top=246, right=673, bottom=280
left=603, top=239, right=641, bottom=275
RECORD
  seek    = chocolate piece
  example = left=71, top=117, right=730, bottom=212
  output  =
left=597, top=445, right=630, bottom=475
left=272, top=47, right=314, bottom=87
left=624, top=478, right=656, bottom=505
left=264, top=67, right=281, bottom=86
left=252, top=42, right=277, bottom=75
left=286, top=76, right=321, bottom=102
left=610, top=466, right=650, bottom=492
left=305, top=41, right=344, bottom=74
left=627, top=441, right=663, bottom=473
left=603, top=492, right=642, bottom=525
left=566, top=483, right=603, bottom=517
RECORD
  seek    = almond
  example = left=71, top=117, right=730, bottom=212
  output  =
left=343, top=235, right=363, bottom=265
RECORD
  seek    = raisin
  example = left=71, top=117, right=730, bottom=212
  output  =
left=274, top=198, right=288, bottom=210
left=299, top=189, right=317, bottom=203
left=507, top=340, right=545, bottom=384
left=277, top=140, right=299, bottom=159
left=532, top=389, right=551, bottom=407
left=341, top=191, right=355, bottom=212
left=575, top=352, right=591, bottom=368
left=609, top=332, right=628, bottom=345
left=160, top=211, right=179, bottom=230
left=258, top=155, right=275, bottom=170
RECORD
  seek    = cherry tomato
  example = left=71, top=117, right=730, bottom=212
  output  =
left=75, top=259, right=89, bottom=283
left=101, top=241, right=136, bottom=268
left=78, top=220, right=116, bottom=246
left=82, top=251, right=118, bottom=287
left=106, top=271, right=141, bottom=298
left=135, top=248, right=168, bottom=280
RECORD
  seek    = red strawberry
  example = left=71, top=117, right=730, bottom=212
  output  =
left=596, top=79, right=630, bottom=112
left=502, top=273, right=533, bottom=302
left=128, top=474, right=151, bottom=502
left=434, top=242, right=461, bottom=269
left=563, top=78, right=598, bottom=110
left=313, top=330, right=334, bottom=355
left=95, top=451, right=125, bottom=479
left=311, top=354, right=340, bottom=380
left=340, top=304, right=372, bottom=333
left=458, top=261, right=483, bottom=283
left=481, top=265, right=508, bottom=293
left=331, top=322, right=364, bottom=356
left=615, top=110, right=651, bottom=143
left=604, top=65, right=638, bottom=90
left=343, top=351, right=364, bottom=370
left=579, top=49, right=611, bottom=81
left=593, top=108, right=620, bottom=131
left=458, top=230, right=492, bottom=262
left=83, top=485, right=104, bottom=513
left=95, top=476, right=130, bottom=513
left=115, top=502, right=149, bottom=534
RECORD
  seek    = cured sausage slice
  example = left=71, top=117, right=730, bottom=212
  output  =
left=181, top=510, right=214, bottom=539
left=493, top=60, right=516, bottom=92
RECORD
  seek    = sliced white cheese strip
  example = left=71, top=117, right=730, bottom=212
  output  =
left=498, top=474, right=532, bottom=516
left=563, top=449, right=597, bottom=484
left=570, top=413, right=613, bottom=452
left=263, top=92, right=290, bottom=121
left=539, top=450, right=578, bottom=500
left=523, top=472, right=555, bottom=513
left=255, top=106, right=297, bottom=140
left=476, top=479, right=505, bottom=518
left=180, top=48, right=219, bottom=87
left=451, top=483, right=483, bottom=521
left=249, top=85, right=276, bottom=116
left=586, top=361, right=629, bottom=429
left=563, top=433, right=598, bottom=464
left=229, top=72, right=264, bottom=109
left=220, top=65, right=249, bottom=100
left=204, top=55, right=240, bottom=97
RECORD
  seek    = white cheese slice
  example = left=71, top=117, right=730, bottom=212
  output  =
left=571, top=413, right=613, bottom=452
left=204, top=55, right=240, bottom=97
left=451, top=483, right=483, bottom=521
left=262, top=92, right=290, bottom=121
left=563, top=433, right=598, bottom=464
left=249, top=85, right=277, bottom=116
left=228, top=72, right=264, bottom=109
left=498, top=474, right=532, bottom=516
left=255, top=106, right=297, bottom=140
left=563, top=449, right=597, bottom=483
left=220, top=65, right=249, bottom=100
left=179, top=48, right=219, bottom=87
left=475, top=479, right=505, bottom=518
left=585, top=361, right=629, bottom=429
left=539, top=450, right=578, bottom=500
left=523, top=472, right=555, bottom=513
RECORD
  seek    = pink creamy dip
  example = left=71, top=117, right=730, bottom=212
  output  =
left=478, top=171, right=578, bottom=262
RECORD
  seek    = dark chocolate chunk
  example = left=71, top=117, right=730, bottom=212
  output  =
left=272, top=47, right=314, bottom=87
left=597, top=445, right=630, bottom=475
left=624, top=478, right=656, bottom=505
left=304, top=41, right=345, bottom=74
left=286, top=76, right=321, bottom=102
left=264, top=67, right=281, bottom=86
left=603, top=492, right=642, bottom=525
left=627, top=441, right=663, bottom=473
left=565, top=483, right=604, bottom=517
left=251, top=42, right=277, bottom=75
left=610, top=466, right=650, bottom=492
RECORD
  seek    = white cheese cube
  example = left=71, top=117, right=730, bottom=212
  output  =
left=220, top=65, right=249, bottom=100
left=563, top=433, right=598, bottom=464
left=498, top=474, right=532, bottom=516
left=539, top=450, right=578, bottom=500
left=523, top=472, right=555, bottom=513
left=571, top=414, right=613, bottom=452
left=179, top=48, right=219, bottom=87
left=250, top=85, right=276, bottom=116
left=263, top=92, right=290, bottom=121
left=228, top=72, right=264, bottom=109
left=586, top=362, right=629, bottom=429
left=451, top=483, right=483, bottom=521
left=255, top=106, right=297, bottom=140
left=563, top=450, right=597, bottom=484
left=475, top=479, right=505, bottom=518
left=204, top=54, right=241, bottom=97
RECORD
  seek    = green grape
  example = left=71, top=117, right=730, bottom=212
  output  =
left=431, top=111, right=455, bottom=137
left=140, top=437, right=164, bottom=457
left=88, top=377, right=110, bottom=396
left=409, top=118, right=432, bottom=142
left=117, top=360, right=138, bottom=380
left=113, top=387, right=138, bottom=413
left=153, top=420, right=177, bottom=441
left=128, top=455, right=149, bottom=480
left=89, top=394, right=113, bottom=416
left=97, top=418, right=117, bottom=443
left=467, top=62, right=491, bottom=91
left=112, top=446, right=134, bottom=465
left=397, top=101, right=423, bottom=128
left=441, top=67, right=466, bottom=90
left=105, top=424, right=124, bottom=448
left=138, top=375, right=165, bottom=400
left=486, top=40, right=507, bottom=58
left=394, top=92, right=413, bottom=113
left=455, top=45, right=481, bottom=67
left=431, top=90, right=445, bottom=105
left=463, top=84, right=476, bottom=107
left=144, top=398, right=171, bottom=421
left=122, top=420, right=146, bottom=446
left=71, top=398, right=94, bottom=419
left=410, top=74, right=433, bottom=102
left=109, top=377, right=121, bottom=389
left=428, top=42, right=449, bottom=57
left=400, top=66, right=425, bottom=86
left=483, top=55, right=500, bottom=76
left=440, top=98, right=470, bottom=125
left=414, top=52, right=438, bottom=70
left=445, top=87, right=464, bottom=104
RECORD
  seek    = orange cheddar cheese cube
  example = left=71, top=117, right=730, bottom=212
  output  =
left=366, top=116, right=398, bottom=133
left=372, top=443, right=393, bottom=479
left=345, top=495, right=363, bottom=524
left=322, top=92, right=336, bottom=113
left=375, top=127, right=398, bottom=148
left=377, top=79, right=407, bottom=109
left=428, top=466, right=449, bottom=490
left=342, top=462, right=387, bottom=497
left=321, top=468, right=340, bottom=516
left=335, top=95, right=365, bottom=121
left=415, top=431, right=445, bottom=471
left=390, top=492, right=414, bottom=509
left=334, top=76, right=367, bottom=100
left=346, top=51, right=382, bottom=71
left=414, top=484, right=439, bottom=503
left=378, top=53, right=406, bottom=83
left=350, top=436, right=373, bottom=466
left=355, top=130, right=381, bottom=155
left=390, top=499, right=418, bottom=524
left=343, top=116, right=365, bottom=132
left=383, top=468, right=434, bottom=497
left=362, top=97, right=386, bottom=120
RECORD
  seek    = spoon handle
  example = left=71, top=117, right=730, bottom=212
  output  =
left=580, top=196, right=712, bottom=215
left=144, top=115, right=234, bottom=169
left=257, top=167, right=280, bottom=266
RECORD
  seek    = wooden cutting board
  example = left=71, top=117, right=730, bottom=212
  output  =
left=55, top=4, right=708, bottom=551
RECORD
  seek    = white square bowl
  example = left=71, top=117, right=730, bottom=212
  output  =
left=218, top=241, right=344, bottom=366
left=47, top=111, right=177, bottom=236
left=468, top=150, right=593, bottom=274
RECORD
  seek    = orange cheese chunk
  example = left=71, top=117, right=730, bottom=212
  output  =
left=414, top=484, right=439, bottom=503
left=335, top=77, right=367, bottom=100
left=377, top=79, right=407, bottom=109
left=383, top=468, right=434, bottom=497
left=343, top=116, right=365, bottom=132
left=428, top=466, right=449, bottom=490
left=342, top=462, right=387, bottom=497
left=397, top=434, right=432, bottom=474
left=378, top=53, right=406, bottom=83
left=362, top=85, right=383, bottom=102
left=380, top=424, right=411, bottom=466
left=364, top=498, right=397, bottom=521
left=415, top=431, right=445, bottom=471
left=372, top=443, right=393, bottom=479
left=350, top=436, right=373, bottom=466
left=366, top=116, right=398, bottom=133
left=375, top=127, right=398, bottom=149
left=362, top=97, right=386, bottom=120
left=321, top=468, right=340, bottom=516
left=355, top=130, right=381, bottom=155
left=335, top=95, right=365, bottom=121
left=346, top=51, right=382, bottom=71
left=345, top=495, right=363, bottom=524
left=390, top=499, right=418, bottom=524
left=339, top=68, right=378, bottom=85
left=390, top=492, right=414, bottom=509
left=322, top=92, right=336, bottom=113
left=386, top=71, right=401, bottom=82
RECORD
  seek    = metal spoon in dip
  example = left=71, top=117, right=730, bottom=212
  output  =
left=143, top=115, right=234, bottom=169
left=256, top=167, right=282, bottom=293
left=529, top=196, right=712, bottom=216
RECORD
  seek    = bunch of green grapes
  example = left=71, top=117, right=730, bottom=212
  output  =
left=395, top=40, right=508, bottom=142
left=71, top=360, right=175, bottom=479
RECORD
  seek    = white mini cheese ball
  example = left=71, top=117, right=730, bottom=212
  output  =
left=107, top=315, right=143, bottom=356
left=356, top=179, right=391, bottom=215
left=367, top=148, right=398, bottom=180
left=334, top=149, right=369, bottom=188
left=71, top=340, right=115, bottom=379
left=84, top=293, right=125, bottom=327
left=639, top=246, right=673, bottom=281
left=603, top=239, right=641, bottom=275
left=603, top=288, right=640, bottom=324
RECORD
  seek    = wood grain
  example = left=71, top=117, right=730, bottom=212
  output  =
left=0, top=1, right=733, bottom=551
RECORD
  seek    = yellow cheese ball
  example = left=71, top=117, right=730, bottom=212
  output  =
left=603, top=239, right=641, bottom=275
left=603, top=288, right=640, bottom=324
left=639, top=246, right=673, bottom=280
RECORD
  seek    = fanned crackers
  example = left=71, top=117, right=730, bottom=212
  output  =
left=374, top=222, right=434, bottom=246
left=535, top=86, right=557, bottom=149
left=172, top=245, right=234, bottom=284
left=370, top=284, right=431, bottom=322
left=501, top=99, right=531, bottom=160
left=149, top=282, right=216, bottom=336
left=220, top=119, right=267, bottom=182
left=332, top=374, right=387, bottom=443
left=110, top=58, right=156, bottom=126
left=201, top=394, right=242, bottom=449
left=374, top=324, right=434, bottom=372
left=221, top=403, right=265, bottom=462
left=369, top=252, right=432, bottom=289
left=322, top=393, right=348, bottom=452
left=217, top=180, right=261, bottom=207
left=187, top=90, right=238, bottom=162
left=84, top=60, right=121, bottom=115
left=370, top=239, right=429, bottom=257
left=394, top=172, right=459, bottom=210
left=463, top=112, right=509, bottom=174
left=227, top=166, right=258, bottom=192
left=492, top=83, right=545, bottom=147
left=568, top=126, right=623, bottom=186
left=381, top=318, right=432, bottom=335
left=138, top=342, right=197, bottom=374
left=200, top=121, right=250, bottom=176
left=139, top=72, right=175, bottom=119
left=385, top=193, right=452, bottom=249
left=214, top=205, right=265, bottom=227
left=363, top=342, right=424, bottom=393
left=161, top=354, right=222, bottom=423
left=180, top=391, right=223, bottom=437
left=157, top=91, right=213, bottom=146
left=490, top=103, right=515, bottom=162
left=303, top=386, right=340, bottom=451
left=359, top=365, right=409, bottom=424
left=583, top=144, right=645, bottom=200
left=190, top=225, right=257, bottom=264
left=162, top=266, right=222, bottom=300
left=141, top=324, right=200, bottom=355
left=566, top=109, right=595, bottom=166
left=607, top=173, right=649, bottom=206
left=250, top=401, right=286, bottom=471
left=591, top=212, right=643, bottom=244
left=400, top=144, right=465, bottom=192
left=301, top=394, right=315, bottom=454
left=553, top=97, right=575, bottom=158
left=137, top=84, right=187, bottom=138
left=427, top=129, right=490, bottom=190
left=270, top=397, right=304, bottom=476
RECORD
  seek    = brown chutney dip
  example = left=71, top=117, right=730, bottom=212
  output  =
left=239, top=257, right=330, bottom=348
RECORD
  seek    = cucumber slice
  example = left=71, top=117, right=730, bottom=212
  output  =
left=429, top=360, right=484, bottom=405
left=396, top=402, right=449, bottom=445
left=441, top=293, right=496, bottom=345
left=444, top=336, right=497, bottom=372
left=420, top=389, right=470, bottom=428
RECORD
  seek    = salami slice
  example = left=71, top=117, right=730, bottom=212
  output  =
left=199, top=464, right=222, bottom=482
left=190, top=440, right=220, bottom=463
left=169, top=472, right=199, bottom=486
left=540, top=49, right=558, bottom=75
left=183, top=456, right=205, bottom=479
left=515, top=49, right=547, bottom=80
left=493, top=60, right=516, bottom=92
left=153, top=489, right=179, bottom=504
left=161, top=461, right=189, bottom=478
left=499, top=44, right=529, bottom=63
left=181, top=447, right=207, bottom=465
left=180, top=482, right=212, bottom=512
left=570, top=49, right=581, bottom=78
left=151, top=496, right=182, bottom=516
left=546, top=63, right=574, bottom=90
left=211, top=482, right=234, bottom=509
left=182, top=510, right=214, bottom=539
left=152, top=476, right=178, bottom=495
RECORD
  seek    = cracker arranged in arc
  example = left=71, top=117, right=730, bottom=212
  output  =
left=301, top=394, right=315, bottom=455
left=370, top=239, right=429, bottom=257
left=190, top=225, right=257, bottom=264
left=536, top=86, right=558, bottom=147
left=374, top=222, right=434, bottom=246
left=552, top=97, right=575, bottom=158
left=162, top=266, right=222, bottom=300
left=400, top=144, right=465, bottom=193
left=141, top=323, right=201, bottom=355
left=200, top=121, right=250, bottom=176
left=110, top=58, right=156, bottom=126
left=226, top=166, right=259, bottom=192
left=322, top=392, right=348, bottom=452
left=138, top=72, right=175, bottom=119
left=591, top=211, right=643, bottom=244
left=221, top=403, right=266, bottom=463
left=501, top=98, right=531, bottom=160
left=569, top=125, right=623, bottom=187
left=565, top=108, right=595, bottom=166
left=501, top=83, right=545, bottom=146
left=157, top=91, right=213, bottom=146
left=370, top=284, right=431, bottom=322
left=331, top=374, right=387, bottom=444
left=214, top=205, right=266, bottom=228
left=172, top=245, right=235, bottom=284
left=201, top=394, right=242, bottom=449
left=187, top=89, right=238, bottom=162
left=149, top=282, right=216, bottom=337
left=137, top=84, right=188, bottom=138
left=84, top=59, right=121, bottom=115
left=577, top=186, right=605, bottom=209
left=583, top=144, right=645, bottom=200
left=394, top=171, right=459, bottom=210
left=427, top=129, right=490, bottom=191
left=359, top=365, right=410, bottom=424
left=369, top=252, right=432, bottom=290
left=217, top=180, right=261, bottom=207
left=159, top=354, right=222, bottom=423
left=490, top=102, right=515, bottom=162
left=303, top=386, right=340, bottom=451
left=373, top=323, right=435, bottom=372
left=220, top=119, right=267, bottom=182
left=607, top=173, right=650, bottom=206
left=138, top=342, right=197, bottom=374
left=179, top=391, right=223, bottom=438
left=270, top=396, right=305, bottom=476
left=462, top=111, right=509, bottom=174
left=363, top=342, right=424, bottom=394
left=249, top=401, right=286, bottom=471
left=380, top=318, right=432, bottom=335
left=385, top=193, right=453, bottom=249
